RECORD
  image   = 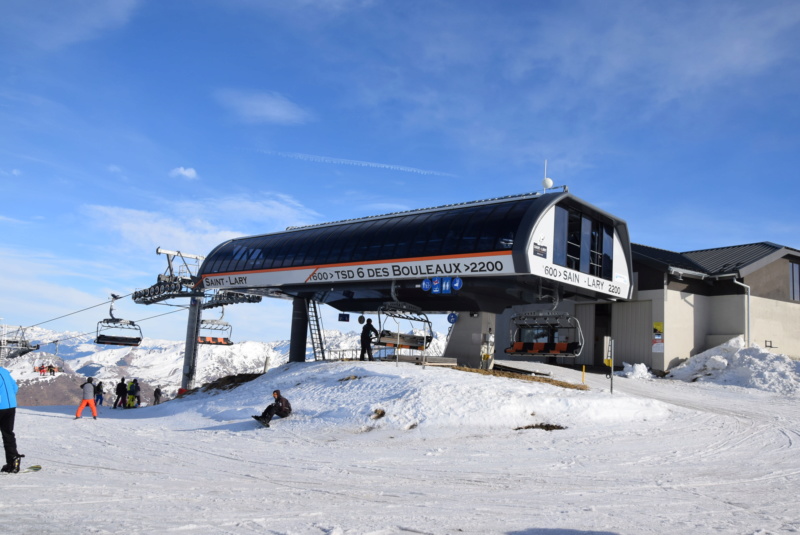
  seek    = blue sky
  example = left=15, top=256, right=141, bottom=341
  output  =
left=1, top=0, right=799, bottom=344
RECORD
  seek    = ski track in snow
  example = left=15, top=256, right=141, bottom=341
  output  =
left=2, top=360, right=800, bottom=534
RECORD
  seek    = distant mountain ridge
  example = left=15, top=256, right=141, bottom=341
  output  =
left=2, top=325, right=447, bottom=405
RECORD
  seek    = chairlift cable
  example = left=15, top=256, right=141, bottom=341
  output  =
left=23, top=292, right=135, bottom=329
left=33, top=307, right=187, bottom=348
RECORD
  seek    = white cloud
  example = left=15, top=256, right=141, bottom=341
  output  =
left=82, top=193, right=322, bottom=257
left=264, top=151, right=455, bottom=177
left=504, top=2, right=800, bottom=106
left=0, top=0, right=141, bottom=51
left=82, top=205, right=240, bottom=257
left=0, top=215, right=27, bottom=224
left=169, top=167, right=199, bottom=180
left=214, top=89, right=313, bottom=125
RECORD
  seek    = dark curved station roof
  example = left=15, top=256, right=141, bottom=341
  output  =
left=199, top=191, right=631, bottom=313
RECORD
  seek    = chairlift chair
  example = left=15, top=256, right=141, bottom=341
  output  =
left=197, top=308, right=233, bottom=345
left=95, top=295, right=143, bottom=347
left=504, top=310, right=584, bottom=357
left=374, top=302, right=433, bottom=352
left=0, top=328, right=40, bottom=358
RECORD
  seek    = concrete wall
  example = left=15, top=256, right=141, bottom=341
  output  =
left=611, top=300, right=654, bottom=369
left=706, top=294, right=746, bottom=342
left=746, top=258, right=791, bottom=301
left=663, top=290, right=711, bottom=371
left=443, top=312, right=496, bottom=368
left=751, top=296, right=800, bottom=358
left=635, top=289, right=664, bottom=370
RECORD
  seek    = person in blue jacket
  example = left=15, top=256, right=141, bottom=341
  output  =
left=0, top=366, right=24, bottom=473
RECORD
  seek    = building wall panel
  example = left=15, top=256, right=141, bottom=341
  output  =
left=611, top=301, right=653, bottom=369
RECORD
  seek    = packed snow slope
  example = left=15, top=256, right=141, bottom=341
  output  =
left=3, top=337, right=800, bottom=535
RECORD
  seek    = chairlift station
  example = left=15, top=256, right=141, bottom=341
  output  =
left=152, top=188, right=633, bottom=389
left=12, top=180, right=789, bottom=393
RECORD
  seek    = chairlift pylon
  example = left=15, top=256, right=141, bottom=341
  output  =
left=197, top=308, right=233, bottom=346
left=504, top=310, right=584, bottom=357
left=95, top=295, right=143, bottom=347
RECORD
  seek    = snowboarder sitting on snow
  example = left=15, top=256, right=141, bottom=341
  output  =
left=255, top=390, right=291, bottom=427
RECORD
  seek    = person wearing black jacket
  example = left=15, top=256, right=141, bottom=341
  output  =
left=359, top=318, right=379, bottom=361
left=255, top=390, right=291, bottom=427
left=113, top=378, right=127, bottom=409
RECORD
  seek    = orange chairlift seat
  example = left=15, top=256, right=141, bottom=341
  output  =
left=197, top=308, right=233, bottom=346
left=504, top=311, right=583, bottom=357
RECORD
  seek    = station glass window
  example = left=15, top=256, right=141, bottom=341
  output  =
left=553, top=205, right=614, bottom=281
left=791, top=262, right=800, bottom=301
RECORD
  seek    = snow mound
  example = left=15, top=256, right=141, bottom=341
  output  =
left=617, top=362, right=654, bottom=380
left=179, top=360, right=674, bottom=434
left=666, top=336, right=800, bottom=395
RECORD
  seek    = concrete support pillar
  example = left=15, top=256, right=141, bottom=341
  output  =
left=442, top=312, right=496, bottom=368
left=181, top=297, right=203, bottom=390
left=289, top=298, right=309, bottom=363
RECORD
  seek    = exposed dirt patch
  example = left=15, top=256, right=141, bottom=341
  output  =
left=514, top=423, right=566, bottom=431
left=453, top=366, right=589, bottom=390
left=178, top=373, right=262, bottom=397
left=338, top=375, right=360, bottom=382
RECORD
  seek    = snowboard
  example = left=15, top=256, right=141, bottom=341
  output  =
left=251, top=415, right=270, bottom=428
left=2, top=465, right=40, bottom=474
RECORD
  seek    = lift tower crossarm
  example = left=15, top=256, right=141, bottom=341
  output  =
left=156, top=247, right=205, bottom=280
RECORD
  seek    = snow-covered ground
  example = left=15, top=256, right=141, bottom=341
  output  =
left=2, top=337, right=800, bottom=534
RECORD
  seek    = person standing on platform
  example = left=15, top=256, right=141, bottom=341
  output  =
left=360, top=318, right=379, bottom=361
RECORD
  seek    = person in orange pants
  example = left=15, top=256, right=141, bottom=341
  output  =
left=75, top=377, right=98, bottom=419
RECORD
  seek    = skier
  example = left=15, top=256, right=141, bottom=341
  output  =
left=75, top=377, right=98, bottom=419
left=254, top=390, right=291, bottom=427
left=359, top=318, right=379, bottom=361
left=0, top=366, right=24, bottom=473
left=127, top=379, right=140, bottom=408
left=113, top=378, right=127, bottom=409
left=94, top=380, right=104, bottom=406
left=153, top=386, right=162, bottom=405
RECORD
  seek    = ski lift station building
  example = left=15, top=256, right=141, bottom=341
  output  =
left=183, top=187, right=800, bottom=388
left=194, top=190, right=635, bottom=373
